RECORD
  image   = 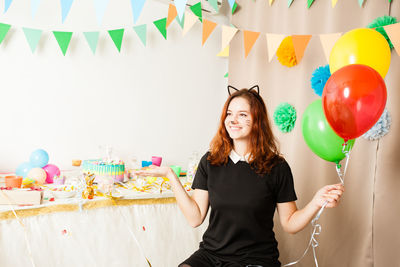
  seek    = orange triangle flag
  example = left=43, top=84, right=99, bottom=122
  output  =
left=243, top=30, right=260, bottom=58
left=291, top=35, right=312, bottom=63
left=166, top=4, right=177, bottom=28
left=202, top=19, right=217, bottom=46
left=384, top=23, right=400, bottom=56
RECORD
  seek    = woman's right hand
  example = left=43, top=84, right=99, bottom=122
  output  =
left=133, top=165, right=176, bottom=179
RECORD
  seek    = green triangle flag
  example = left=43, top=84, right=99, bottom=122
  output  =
left=288, top=0, right=294, bottom=7
left=108, top=29, right=124, bottom=52
left=307, top=0, right=314, bottom=8
left=175, top=13, right=185, bottom=29
left=224, top=72, right=228, bottom=78
left=358, top=0, right=365, bottom=6
left=190, top=2, right=202, bottom=22
left=0, top=23, right=11, bottom=45
left=207, top=0, right=219, bottom=12
left=53, top=31, right=73, bottom=56
left=153, top=18, right=167, bottom=40
left=133, top=24, right=147, bottom=46
left=22, top=27, right=42, bottom=53
left=231, top=2, right=238, bottom=14
left=83, top=31, right=99, bottom=54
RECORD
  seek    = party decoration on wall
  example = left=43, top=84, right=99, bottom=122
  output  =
left=182, top=12, right=197, bottom=36
left=22, top=27, right=42, bottom=53
left=30, top=149, right=49, bottom=168
left=221, top=25, right=238, bottom=51
left=175, top=12, right=185, bottom=29
left=276, top=36, right=297, bottom=67
left=384, top=23, right=400, bottom=56
left=60, top=0, right=74, bottom=23
left=307, top=0, right=315, bottom=8
left=175, top=0, right=188, bottom=20
left=292, top=35, right=312, bottom=63
left=310, top=64, right=330, bottom=96
left=217, top=45, right=229, bottom=57
left=0, top=23, right=11, bottom=45
left=266, top=33, right=285, bottom=62
left=332, top=0, right=338, bottom=8
left=273, top=102, right=297, bottom=133
left=362, top=108, right=391, bottom=141
left=288, top=0, right=294, bottom=7
left=133, top=24, right=147, bottom=46
left=166, top=3, right=177, bottom=28
left=4, top=0, right=12, bottom=13
left=83, top=31, right=100, bottom=54
left=319, top=32, right=342, bottom=62
left=190, top=2, right=203, bottom=23
left=207, top=0, right=219, bottom=12
left=231, top=2, right=238, bottom=14
left=269, top=0, right=274, bottom=6
left=130, top=0, right=146, bottom=24
left=94, top=0, right=109, bottom=26
left=228, top=0, right=235, bottom=9
left=31, top=0, right=41, bottom=19
left=53, top=31, right=73, bottom=56
left=358, top=0, right=365, bottom=7
left=329, top=28, right=391, bottom=78
left=243, top=30, right=260, bottom=58
left=108, top=28, right=124, bottom=52
left=153, top=18, right=167, bottom=40
left=302, top=99, right=354, bottom=163
left=368, top=15, right=398, bottom=49
left=202, top=19, right=217, bottom=45
left=322, top=64, right=387, bottom=140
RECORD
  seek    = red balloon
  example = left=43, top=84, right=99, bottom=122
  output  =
left=322, top=64, right=387, bottom=140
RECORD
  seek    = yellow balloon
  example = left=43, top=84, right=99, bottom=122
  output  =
left=329, top=28, right=391, bottom=78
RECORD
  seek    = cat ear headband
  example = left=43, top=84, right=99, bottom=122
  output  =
left=227, top=85, right=260, bottom=96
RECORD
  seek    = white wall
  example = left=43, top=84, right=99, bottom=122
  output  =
left=0, top=0, right=229, bottom=172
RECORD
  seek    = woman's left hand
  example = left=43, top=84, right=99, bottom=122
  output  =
left=311, top=183, right=345, bottom=208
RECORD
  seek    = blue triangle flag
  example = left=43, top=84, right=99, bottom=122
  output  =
left=31, top=0, right=41, bottom=19
left=228, top=0, right=235, bottom=8
left=174, top=0, right=187, bottom=20
left=60, top=0, right=74, bottom=23
left=130, top=0, right=146, bottom=24
left=94, top=0, right=109, bottom=25
left=4, top=0, right=12, bottom=13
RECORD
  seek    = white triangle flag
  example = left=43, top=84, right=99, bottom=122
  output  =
left=266, top=33, right=285, bottom=62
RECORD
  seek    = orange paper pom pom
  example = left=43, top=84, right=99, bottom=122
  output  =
left=276, top=36, right=298, bottom=67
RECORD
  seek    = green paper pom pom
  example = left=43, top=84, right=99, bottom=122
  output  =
left=367, top=15, right=398, bottom=49
left=273, top=102, right=297, bottom=133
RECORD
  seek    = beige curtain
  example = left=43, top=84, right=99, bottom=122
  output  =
left=229, top=1, right=400, bottom=266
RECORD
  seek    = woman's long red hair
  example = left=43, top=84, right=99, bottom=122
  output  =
left=208, top=88, right=282, bottom=175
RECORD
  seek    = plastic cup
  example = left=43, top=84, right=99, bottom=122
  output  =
left=170, top=165, right=181, bottom=178
left=5, top=176, right=23, bottom=188
left=151, top=156, right=162, bottom=167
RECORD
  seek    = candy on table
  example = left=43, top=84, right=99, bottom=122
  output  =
left=22, top=178, right=36, bottom=188
left=82, top=173, right=95, bottom=199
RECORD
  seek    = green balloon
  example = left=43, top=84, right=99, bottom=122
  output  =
left=302, top=99, right=355, bottom=163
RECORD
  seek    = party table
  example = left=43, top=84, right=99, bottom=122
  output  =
left=0, top=179, right=208, bottom=267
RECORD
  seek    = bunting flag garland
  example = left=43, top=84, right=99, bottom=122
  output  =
left=0, top=23, right=11, bottom=45
left=182, top=12, right=197, bottom=36
left=269, top=0, right=274, bottom=6
left=319, top=32, right=341, bottom=62
left=31, top=0, right=41, bottom=19
left=358, top=0, right=365, bottom=7
left=83, top=31, right=99, bottom=54
left=332, top=0, right=338, bottom=7
left=266, top=33, right=286, bottom=62
left=307, top=0, right=315, bottom=8
left=4, top=0, right=12, bottom=13
left=175, top=12, right=185, bottom=29
left=384, top=23, right=400, bottom=56
left=207, top=0, right=219, bottom=12
left=202, top=19, right=217, bottom=46
left=108, top=29, right=124, bottom=52
left=243, top=30, right=260, bottom=58
left=133, top=24, right=147, bottom=46
left=292, top=35, right=312, bottom=63
left=288, top=0, right=294, bottom=7
left=175, top=0, right=188, bottom=20
left=130, top=0, right=146, bottom=24
left=153, top=18, right=167, bottom=40
left=60, top=0, right=74, bottom=23
left=166, top=4, right=177, bottom=28
left=190, top=2, right=202, bottom=23
left=53, top=31, right=72, bottom=56
left=94, top=0, right=109, bottom=25
left=228, top=0, right=235, bottom=9
left=22, top=27, right=42, bottom=53
left=221, top=25, right=238, bottom=51
left=217, top=45, right=229, bottom=57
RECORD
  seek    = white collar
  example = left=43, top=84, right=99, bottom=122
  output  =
left=229, top=150, right=250, bottom=164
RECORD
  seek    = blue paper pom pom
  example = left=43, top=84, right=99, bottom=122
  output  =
left=273, top=102, right=297, bottom=133
left=362, top=108, right=391, bottom=141
left=311, top=65, right=331, bottom=97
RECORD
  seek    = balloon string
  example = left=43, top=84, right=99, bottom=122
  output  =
left=0, top=191, right=36, bottom=267
left=283, top=143, right=351, bottom=267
